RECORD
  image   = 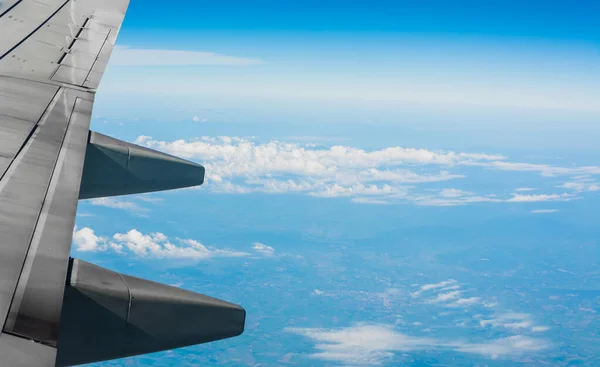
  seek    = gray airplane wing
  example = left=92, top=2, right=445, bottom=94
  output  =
left=0, top=1, right=245, bottom=366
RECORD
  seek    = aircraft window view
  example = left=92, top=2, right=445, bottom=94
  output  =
left=0, top=0, right=598, bottom=366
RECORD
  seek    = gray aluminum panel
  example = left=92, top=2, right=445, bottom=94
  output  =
left=0, top=0, right=130, bottom=90
left=0, top=332, right=56, bottom=366
left=0, top=114, right=36, bottom=159
left=61, top=50, right=98, bottom=71
left=0, top=88, right=75, bottom=335
left=0, top=0, right=67, bottom=56
left=0, top=76, right=58, bottom=122
left=0, top=1, right=21, bottom=15
left=5, top=94, right=93, bottom=346
left=52, top=65, right=89, bottom=86
left=0, top=156, right=10, bottom=178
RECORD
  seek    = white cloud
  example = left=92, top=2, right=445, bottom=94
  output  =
left=72, top=227, right=248, bottom=260
left=427, top=291, right=462, bottom=303
left=113, top=229, right=247, bottom=259
left=439, top=188, right=472, bottom=198
left=515, top=188, right=537, bottom=192
left=531, top=326, right=550, bottom=332
left=133, top=136, right=600, bottom=206
left=88, top=197, right=148, bottom=215
left=413, top=194, right=499, bottom=207
left=72, top=227, right=106, bottom=252
left=482, top=161, right=600, bottom=177
left=287, top=324, right=549, bottom=366
left=506, top=193, right=571, bottom=203
left=446, top=297, right=481, bottom=308
left=451, top=335, right=549, bottom=360
left=478, top=312, right=547, bottom=333
left=412, top=279, right=458, bottom=297
left=351, top=197, right=391, bottom=205
left=531, top=209, right=559, bottom=214
left=192, top=116, right=208, bottom=123
left=560, top=181, right=600, bottom=192
left=111, top=46, right=264, bottom=66
left=252, top=242, right=275, bottom=256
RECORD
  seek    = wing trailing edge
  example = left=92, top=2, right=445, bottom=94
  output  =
left=79, top=131, right=205, bottom=199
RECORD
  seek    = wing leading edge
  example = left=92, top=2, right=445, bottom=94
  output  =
left=0, top=1, right=245, bottom=366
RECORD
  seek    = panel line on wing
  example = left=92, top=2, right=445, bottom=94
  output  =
left=0, top=0, right=23, bottom=18
left=0, top=87, right=62, bottom=186
left=0, top=0, right=70, bottom=60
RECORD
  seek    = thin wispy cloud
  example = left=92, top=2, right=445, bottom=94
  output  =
left=531, top=209, right=559, bottom=214
left=559, top=181, right=600, bottom=192
left=287, top=324, right=549, bottom=366
left=506, top=193, right=572, bottom=203
left=515, top=187, right=537, bottom=192
left=111, top=46, right=264, bottom=66
left=88, top=197, right=149, bottom=216
left=412, top=279, right=458, bottom=297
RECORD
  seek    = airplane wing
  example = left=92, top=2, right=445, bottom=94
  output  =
left=0, top=1, right=245, bottom=366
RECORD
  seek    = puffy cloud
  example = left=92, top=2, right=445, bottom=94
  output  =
left=72, top=227, right=248, bottom=260
left=252, top=242, right=275, bottom=256
left=132, top=136, right=600, bottom=206
left=113, top=229, right=247, bottom=259
left=72, top=227, right=106, bottom=252
left=287, top=324, right=549, bottom=366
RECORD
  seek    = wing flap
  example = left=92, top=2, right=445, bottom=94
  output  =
left=0, top=85, right=93, bottom=350
left=4, top=96, right=93, bottom=346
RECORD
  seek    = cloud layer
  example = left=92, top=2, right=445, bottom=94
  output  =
left=132, top=136, right=597, bottom=206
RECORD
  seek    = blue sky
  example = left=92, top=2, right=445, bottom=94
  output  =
left=96, top=0, right=600, bottom=113
left=78, top=1, right=600, bottom=366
